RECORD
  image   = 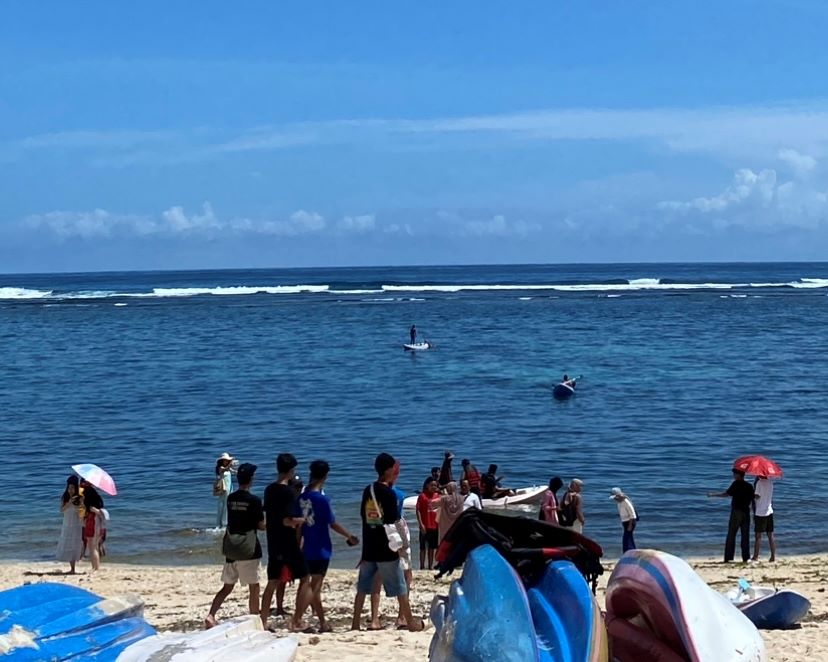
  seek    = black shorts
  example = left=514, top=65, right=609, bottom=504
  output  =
left=419, top=529, right=438, bottom=551
left=306, top=558, right=330, bottom=577
left=267, top=555, right=309, bottom=582
left=755, top=514, right=774, bottom=533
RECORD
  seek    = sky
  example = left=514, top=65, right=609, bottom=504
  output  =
left=3, top=1, right=828, bottom=272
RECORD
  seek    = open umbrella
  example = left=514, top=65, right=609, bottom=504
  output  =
left=72, top=463, right=118, bottom=495
left=732, top=455, right=783, bottom=479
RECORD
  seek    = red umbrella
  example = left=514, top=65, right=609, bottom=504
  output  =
left=732, top=455, right=783, bottom=479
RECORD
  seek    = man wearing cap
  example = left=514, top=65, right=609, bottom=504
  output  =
left=610, top=487, right=638, bottom=552
left=205, top=463, right=264, bottom=628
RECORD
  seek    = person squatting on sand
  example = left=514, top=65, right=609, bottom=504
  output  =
left=56, top=475, right=84, bottom=574
left=352, top=452, right=424, bottom=632
left=610, top=487, right=638, bottom=552
left=261, top=453, right=313, bottom=631
left=708, top=468, right=754, bottom=563
left=205, top=462, right=264, bottom=628
left=297, top=460, right=359, bottom=633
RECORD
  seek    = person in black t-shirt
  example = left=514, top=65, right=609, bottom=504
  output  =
left=204, top=463, right=265, bottom=628
left=260, top=453, right=313, bottom=632
left=708, top=468, right=755, bottom=562
left=351, top=452, right=424, bottom=632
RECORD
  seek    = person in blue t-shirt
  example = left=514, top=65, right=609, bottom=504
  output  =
left=298, top=460, right=359, bottom=632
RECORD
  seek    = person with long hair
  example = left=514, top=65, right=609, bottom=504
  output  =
left=56, top=475, right=84, bottom=574
left=81, top=481, right=105, bottom=571
left=540, top=476, right=564, bottom=524
left=214, top=453, right=235, bottom=528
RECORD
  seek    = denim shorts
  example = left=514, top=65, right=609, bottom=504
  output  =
left=357, top=560, right=408, bottom=597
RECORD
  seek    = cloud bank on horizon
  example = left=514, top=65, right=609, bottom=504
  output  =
left=2, top=2, right=828, bottom=271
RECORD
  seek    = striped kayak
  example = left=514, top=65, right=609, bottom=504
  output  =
left=605, top=550, right=766, bottom=662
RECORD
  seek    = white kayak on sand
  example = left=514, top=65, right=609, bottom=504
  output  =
left=606, top=549, right=765, bottom=662
left=116, top=615, right=298, bottom=662
left=403, top=341, right=432, bottom=351
left=403, top=485, right=545, bottom=511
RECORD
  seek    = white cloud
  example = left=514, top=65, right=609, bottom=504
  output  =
left=778, top=148, right=817, bottom=176
left=461, top=214, right=541, bottom=237
left=24, top=203, right=330, bottom=239
left=161, top=202, right=220, bottom=232
left=658, top=158, right=828, bottom=230
left=13, top=101, right=828, bottom=166
left=337, top=214, right=376, bottom=232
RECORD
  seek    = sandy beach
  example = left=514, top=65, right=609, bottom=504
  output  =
left=1, top=555, right=825, bottom=661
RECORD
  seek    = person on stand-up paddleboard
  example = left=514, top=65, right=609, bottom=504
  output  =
left=410, top=325, right=417, bottom=345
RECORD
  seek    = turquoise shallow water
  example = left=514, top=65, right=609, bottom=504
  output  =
left=1, top=262, right=827, bottom=566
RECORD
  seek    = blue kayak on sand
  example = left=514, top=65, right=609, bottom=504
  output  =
left=528, top=561, right=607, bottom=662
left=0, top=582, right=155, bottom=661
left=430, top=545, right=607, bottom=662
left=430, top=544, right=540, bottom=662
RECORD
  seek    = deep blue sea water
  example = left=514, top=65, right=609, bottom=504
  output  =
left=2, top=263, right=827, bottom=566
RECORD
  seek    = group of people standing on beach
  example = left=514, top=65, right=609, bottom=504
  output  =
left=56, top=475, right=107, bottom=574
left=708, top=469, right=777, bottom=563
left=205, top=451, right=426, bottom=633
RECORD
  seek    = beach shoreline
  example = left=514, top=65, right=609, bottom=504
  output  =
left=2, top=554, right=825, bottom=661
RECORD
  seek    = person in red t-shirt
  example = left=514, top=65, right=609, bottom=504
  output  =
left=415, top=478, right=440, bottom=569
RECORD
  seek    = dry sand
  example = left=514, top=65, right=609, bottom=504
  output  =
left=1, top=555, right=825, bottom=661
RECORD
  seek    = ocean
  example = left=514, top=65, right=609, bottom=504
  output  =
left=1, top=262, right=826, bottom=566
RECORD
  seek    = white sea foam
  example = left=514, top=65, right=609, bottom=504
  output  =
left=0, top=287, right=53, bottom=300
left=518, top=296, right=533, bottom=300
left=133, top=285, right=331, bottom=297
left=793, top=278, right=828, bottom=288
left=114, top=303, right=128, bottom=307
left=628, top=278, right=661, bottom=286
left=382, top=282, right=738, bottom=292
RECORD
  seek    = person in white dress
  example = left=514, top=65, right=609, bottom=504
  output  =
left=56, top=475, right=84, bottom=574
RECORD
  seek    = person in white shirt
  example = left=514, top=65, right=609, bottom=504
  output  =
left=460, top=480, right=482, bottom=511
left=610, top=487, right=638, bottom=553
left=752, top=477, right=776, bottom=562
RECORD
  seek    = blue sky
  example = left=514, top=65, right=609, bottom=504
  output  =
left=3, top=1, right=828, bottom=272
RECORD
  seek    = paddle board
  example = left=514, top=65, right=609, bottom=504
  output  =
left=403, top=342, right=431, bottom=351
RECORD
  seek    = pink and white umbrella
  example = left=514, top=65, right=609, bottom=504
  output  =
left=72, top=463, right=118, bottom=496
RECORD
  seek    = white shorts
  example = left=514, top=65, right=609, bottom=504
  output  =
left=221, top=559, right=261, bottom=586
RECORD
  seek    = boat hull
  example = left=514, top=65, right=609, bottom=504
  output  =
left=552, top=383, right=574, bottom=400
left=403, top=485, right=545, bottom=511
left=605, top=550, right=766, bottom=662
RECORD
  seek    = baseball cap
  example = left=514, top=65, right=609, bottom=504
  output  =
left=237, top=463, right=257, bottom=484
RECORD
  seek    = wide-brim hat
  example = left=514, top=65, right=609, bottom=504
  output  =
left=217, top=452, right=234, bottom=462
